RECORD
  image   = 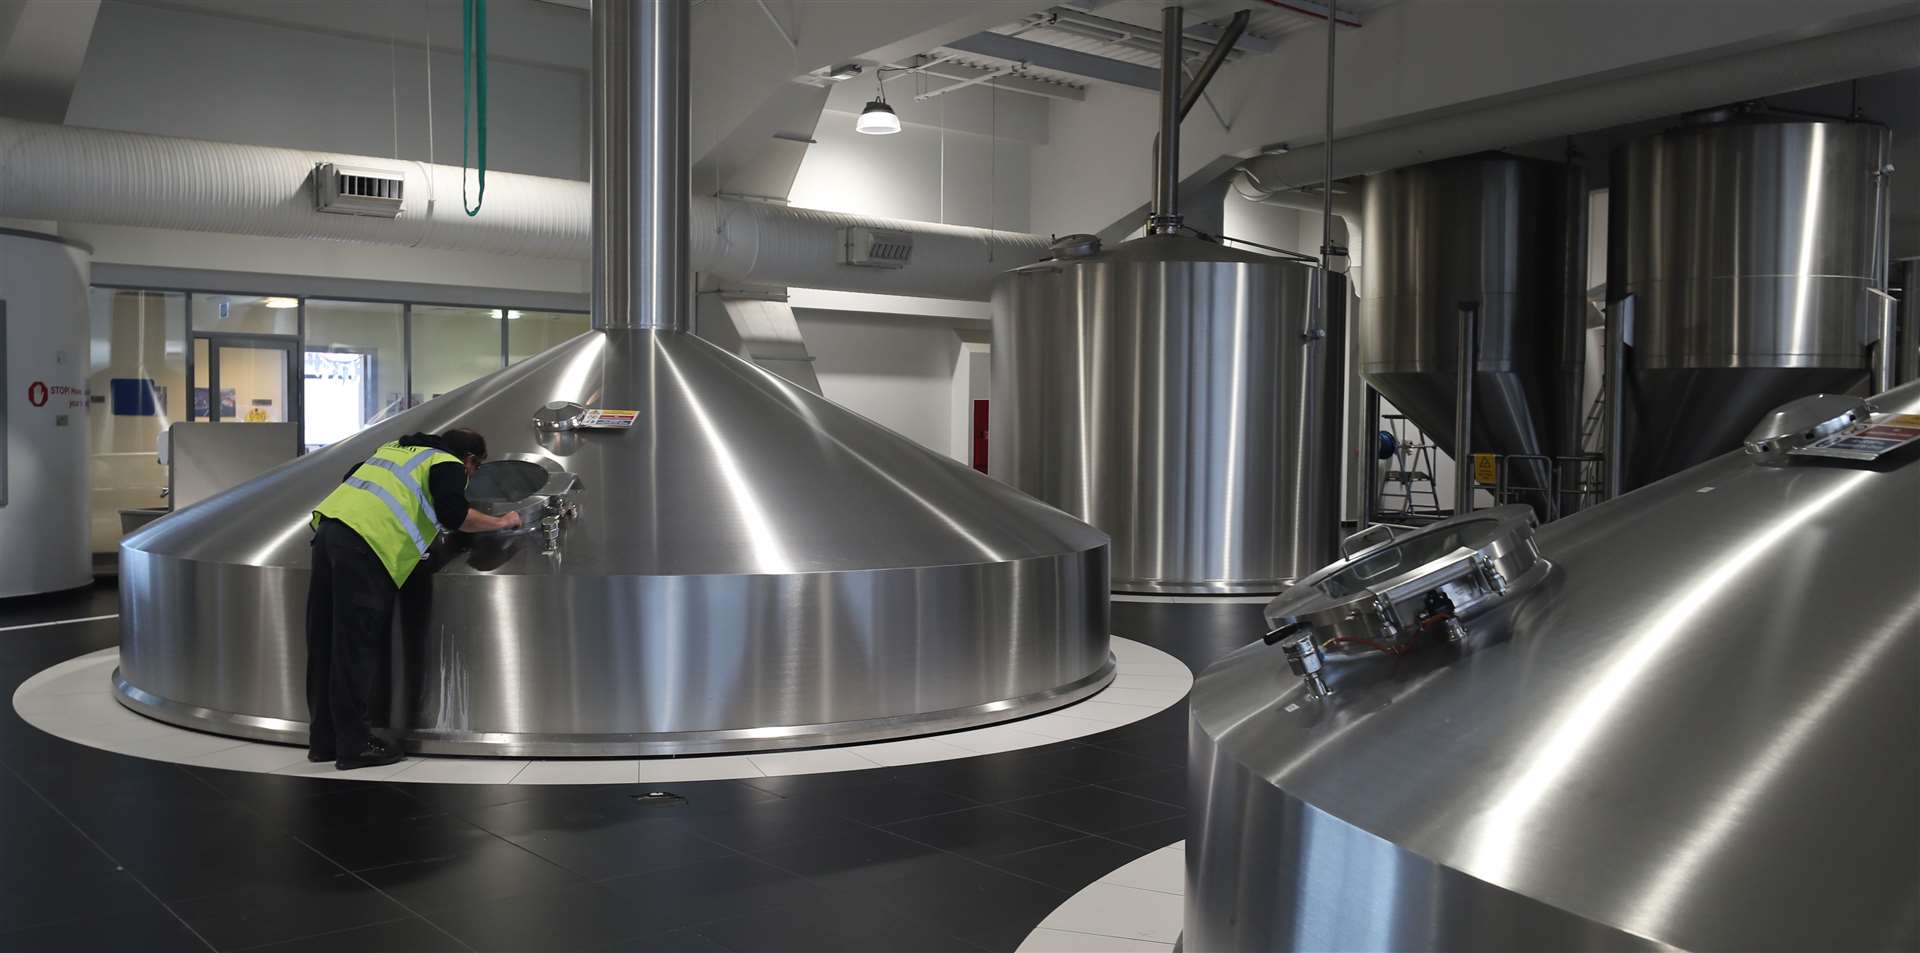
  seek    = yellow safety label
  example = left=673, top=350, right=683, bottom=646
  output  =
left=1472, top=453, right=1498, bottom=486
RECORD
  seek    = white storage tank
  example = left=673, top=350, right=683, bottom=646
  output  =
left=0, top=228, right=93, bottom=598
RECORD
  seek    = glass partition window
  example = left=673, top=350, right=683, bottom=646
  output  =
left=192, top=294, right=299, bottom=335
left=87, top=289, right=186, bottom=553
left=508, top=310, right=591, bottom=364
left=411, top=305, right=505, bottom=402
left=303, top=300, right=404, bottom=449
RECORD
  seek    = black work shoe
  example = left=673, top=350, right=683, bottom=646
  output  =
left=335, top=744, right=404, bottom=771
left=307, top=748, right=335, bottom=763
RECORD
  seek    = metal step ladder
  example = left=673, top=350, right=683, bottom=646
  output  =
left=1375, top=414, right=1444, bottom=521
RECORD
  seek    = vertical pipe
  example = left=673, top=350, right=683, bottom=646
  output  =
left=1604, top=294, right=1632, bottom=499
left=1148, top=5, right=1183, bottom=233
left=1453, top=301, right=1478, bottom=516
left=1900, top=260, right=1920, bottom=385
left=592, top=0, right=690, bottom=331
left=1872, top=289, right=1898, bottom=393
left=1360, top=384, right=1379, bottom=528
left=1556, top=158, right=1589, bottom=462
left=1318, top=0, right=1344, bottom=544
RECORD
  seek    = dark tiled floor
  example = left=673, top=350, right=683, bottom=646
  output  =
left=0, top=581, right=1263, bottom=952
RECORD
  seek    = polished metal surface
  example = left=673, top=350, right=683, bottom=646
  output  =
left=116, top=0, right=1112, bottom=756
left=1608, top=117, right=1887, bottom=488
left=991, top=234, right=1345, bottom=595
left=0, top=232, right=91, bottom=598
left=1149, top=5, right=1182, bottom=234
left=1359, top=154, right=1573, bottom=509
left=1186, top=380, right=1920, bottom=951
left=592, top=0, right=687, bottom=331
left=119, top=330, right=1113, bottom=755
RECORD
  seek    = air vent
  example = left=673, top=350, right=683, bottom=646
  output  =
left=313, top=163, right=404, bottom=218
left=838, top=226, right=913, bottom=269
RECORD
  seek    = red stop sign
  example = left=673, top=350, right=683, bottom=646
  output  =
left=27, top=381, right=48, bottom=407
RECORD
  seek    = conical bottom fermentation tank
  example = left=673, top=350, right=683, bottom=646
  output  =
left=1185, top=381, right=1920, bottom=951
left=1358, top=153, right=1583, bottom=511
left=991, top=233, right=1345, bottom=596
left=112, top=0, right=1113, bottom=757
left=1609, top=113, right=1890, bottom=489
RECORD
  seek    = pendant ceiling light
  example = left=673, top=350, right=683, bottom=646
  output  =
left=856, top=72, right=900, bottom=135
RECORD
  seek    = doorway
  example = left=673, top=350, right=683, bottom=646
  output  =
left=191, top=332, right=300, bottom=430
left=302, top=347, right=378, bottom=450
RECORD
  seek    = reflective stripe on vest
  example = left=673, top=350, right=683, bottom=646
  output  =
left=344, top=476, right=432, bottom=554
left=361, top=448, right=446, bottom=533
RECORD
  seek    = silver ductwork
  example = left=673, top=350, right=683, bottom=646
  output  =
left=0, top=117, right=1048, bottom=300
left=113, top=0, right=1113, bottom=756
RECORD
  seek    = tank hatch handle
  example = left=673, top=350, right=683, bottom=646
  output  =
left=1340, top=523, right=1397, bottom=558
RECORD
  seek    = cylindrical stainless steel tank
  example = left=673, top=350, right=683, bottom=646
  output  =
left=991, top=234, right=1346, bottom=595
left=1358, top=154, right=1576, bottom=506
left=1609, top=115, right=1888, bottom=488
left=0, top=228, right=92, bottom=598
left=1185, top=382, right=1920, bottom=951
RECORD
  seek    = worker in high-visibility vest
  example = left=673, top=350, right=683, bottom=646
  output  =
left=306, top=428, right=521, bottom=770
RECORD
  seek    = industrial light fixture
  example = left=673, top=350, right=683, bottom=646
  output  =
left=492, top=309, right=524, bottom=320
left=262, top=296, right=298, bottom=309
left=856, top=72, right=900, bottom=136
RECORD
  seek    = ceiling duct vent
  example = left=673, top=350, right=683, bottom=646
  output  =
left=838, top=225, right=913, bottom=269
left=313, top=163, right=404, bottom=218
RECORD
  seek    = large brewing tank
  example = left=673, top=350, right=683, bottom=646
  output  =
left=1609, top=114, right=1889, bottom=488
left=0, top=229, right=92, bottom=598
left=112, top=0, right=1113, bottom=757
left=1359, top=154, right=1576, bottom=484
left=991, top=233, right=1345, bottom=595
left=1185, top=382, right=1920, bottom=951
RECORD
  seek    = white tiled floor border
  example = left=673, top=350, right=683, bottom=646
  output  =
left=12, top=637, right=1190, bottom=785
left=1020, top=842, right=1188, bottom=953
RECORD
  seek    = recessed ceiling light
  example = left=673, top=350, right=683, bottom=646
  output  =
left=262, top=296, right=298, bottom=309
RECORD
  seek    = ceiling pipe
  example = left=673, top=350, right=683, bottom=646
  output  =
left=0, top=117, right=1046, bottom=300
left=1180, top=10, right=1248, bottom=122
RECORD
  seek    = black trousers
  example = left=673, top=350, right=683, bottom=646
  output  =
left=305, top=518, right=398, bottom=757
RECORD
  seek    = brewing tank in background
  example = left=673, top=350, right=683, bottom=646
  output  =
left=991, top=234, right=1345, bottom=595
left=0, top=229, right=92, bottom=598
left=1608, top=115, right=1888, bottom=488
left=1358, top=154, right=1577, bottom=509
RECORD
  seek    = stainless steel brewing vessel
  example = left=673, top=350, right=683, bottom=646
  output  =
left=991, top=233, right=1346, bottom=595
left=114, top=0, right=1113, bottom=757
left=1609, top=115, right=1889, bottom=488
left=1185, top=382, right=1920, bottom=951
left=117, top=330, right=1114, bottom=755
left=1358, top=154, right=1575, bottom=499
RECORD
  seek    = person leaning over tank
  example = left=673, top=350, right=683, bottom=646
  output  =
left=305, top=428, right=521, bottom=770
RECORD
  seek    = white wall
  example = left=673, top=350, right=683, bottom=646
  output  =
left=794, top=309, right=972, bottom=458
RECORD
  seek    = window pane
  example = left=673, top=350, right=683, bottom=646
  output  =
left=303, top=300, right=404, bottom=449
left=411, top=305, right=503, bottom=403
left=193, top=294, right=299, bottom=334
left=508, top=310, right=591, bottom=364
left=87, top=289, right=186, bottom=553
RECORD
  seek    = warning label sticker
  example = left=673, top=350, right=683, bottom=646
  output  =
left=578, top=409, right=638, bottom=430
left=1791, top=413, right=1920, bottom=462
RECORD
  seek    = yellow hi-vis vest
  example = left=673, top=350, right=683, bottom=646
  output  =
left=312, top=442, right=462, bottom=586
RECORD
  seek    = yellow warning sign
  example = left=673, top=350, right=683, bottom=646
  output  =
left=1472, top=453, right=1498, bottom=486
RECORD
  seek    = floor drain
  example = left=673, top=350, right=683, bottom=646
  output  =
left=631, top=790, right=686, bottom=807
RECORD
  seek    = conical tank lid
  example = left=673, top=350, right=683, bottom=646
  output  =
left=127, top=329, right=1106, bottom=576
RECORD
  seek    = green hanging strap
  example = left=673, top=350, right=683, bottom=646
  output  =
left=461, top=0, right=488, bottom=216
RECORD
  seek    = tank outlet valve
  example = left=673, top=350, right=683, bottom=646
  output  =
left=1269, top=622, right=1331, bottom=697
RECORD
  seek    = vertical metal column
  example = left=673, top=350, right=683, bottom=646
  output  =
left=1147, top=5, right=1183, bottom=234
left=592, top=0, right=690, bottom=331
left=1453, top=301, right=1478, bottom=516
left=1604, top=294, right=1632, bottom=499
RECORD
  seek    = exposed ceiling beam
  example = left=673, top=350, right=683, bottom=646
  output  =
left=944, top=31, right=1158, bottom=90
left=909, top=56, right=1087, bottom=101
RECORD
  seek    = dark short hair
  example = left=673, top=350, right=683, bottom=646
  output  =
left=440, top=428, right=487, bottom=462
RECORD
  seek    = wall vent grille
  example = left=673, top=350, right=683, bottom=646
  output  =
left=838, top=226, right=913, bottom=269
